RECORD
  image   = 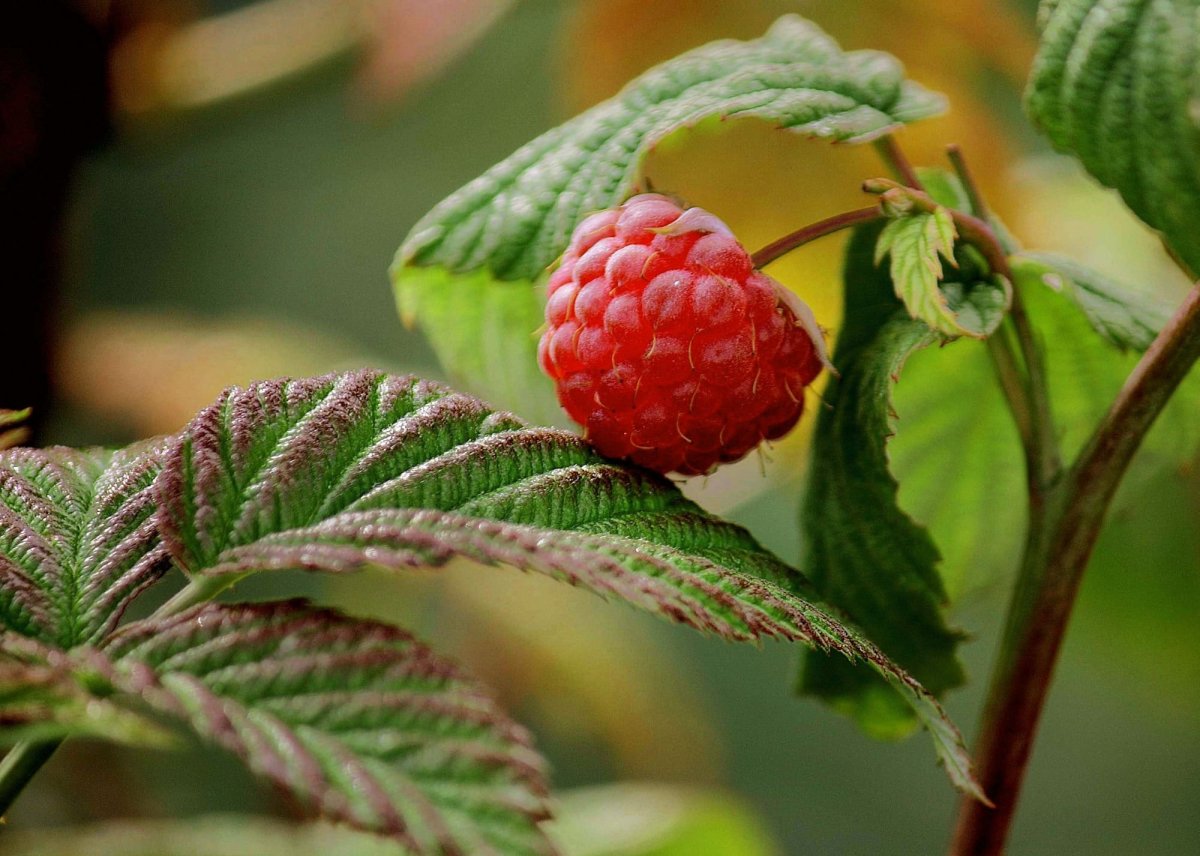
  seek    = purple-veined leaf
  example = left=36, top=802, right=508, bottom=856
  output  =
left=0, top=634, right=173, bottom=747
left=0, top=443, right=169, bottom=648
left=156, top=370, right=982, bottom=799
left=98, top=600, right=551, bottom=856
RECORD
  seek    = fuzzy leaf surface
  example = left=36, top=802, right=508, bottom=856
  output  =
left=799, top=224, right=966, bottom=738
left=393, top=14, right=943, bottom=418
left=0, top=636, right=172, bottom=747
left=99, top=600, right=552, bottom=855
left=1026, top=0, right=1200, bottom=273
left=0, top=444, right=169, bottom=648
left=156, top=370, right=980, bottom=797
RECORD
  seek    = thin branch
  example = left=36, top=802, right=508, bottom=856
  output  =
left=0, top=740, right=61, bottom=818
left=874, top=136, right=925, bottom=190
left=948, top=143, right=1061, bottom=489
left=1074, top=282, right=1200, bottom=502
left=1006, top=286, right=1061, bottom=492
left=984, top=329, right=1036, bottom=456
left=950, top=280, right=1200, bottom=855
left=751, top=206, right=882, bottom=269
left=945, top=144, right=989, bottom=220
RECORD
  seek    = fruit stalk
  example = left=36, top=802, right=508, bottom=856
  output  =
left=750, top=207, right=882, bottom=269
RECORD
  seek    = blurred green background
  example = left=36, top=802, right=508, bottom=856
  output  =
left=7, top=0, right=1199, bottom=853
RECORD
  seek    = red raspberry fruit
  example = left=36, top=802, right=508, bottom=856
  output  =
left=537, top=193, right=828, bottom=476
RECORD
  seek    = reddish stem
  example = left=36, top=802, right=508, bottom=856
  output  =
left=874, top=136, right=926, bottom=190
left=950, top=282, right=1200, bottom=854
left=751, top=206, right=882, bottom=269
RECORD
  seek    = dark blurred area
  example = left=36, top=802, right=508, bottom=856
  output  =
left=2, top=3, right=109, bottom=440
left=2, top=1, right=1198, bottom=854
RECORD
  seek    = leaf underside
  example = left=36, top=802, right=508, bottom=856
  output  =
left=0, top=444, right=169, bottom=649
left=155, top=370, right=979, bottom=798
left=800, top=223, right=966, bottom=738
left=392, top=14, right=944, bottom=419
left=1026, top=0, right=1200, bottom=274
left=885, top=246, right=1200, bottom=611
left=1011, top=252, right=1168, bottom=352
left=1010, top=253, right=1200, bottom=459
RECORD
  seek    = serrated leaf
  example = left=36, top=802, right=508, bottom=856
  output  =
left=0, top=636, right=173, bottom=747
left=156, top=370, right=979, bottom=798
left=799, top=223, right=966, bottom=738
left=1026, top=0, right=1200, bottom=274
left=393, top=14, right=944, bottom=417
left=401, top=15, right=944, bottom=282
left=875, top=208, right=1008, bottom=339
left=0, top=443, right=169, bottom=648
left=99, top=600, right=551, bottom=855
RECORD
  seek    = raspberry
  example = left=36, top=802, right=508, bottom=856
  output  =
left=537, top=193, right=828, bottom=476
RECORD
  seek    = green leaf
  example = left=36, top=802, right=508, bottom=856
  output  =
left=1026, top=0, right=1200, bottom=274
left=1017, top=257, right=1200, bottom=462
left=799, top=224, right=966, bottom=739
left=0, top=444, right=169, bottom=648
left=876, top=208, right=968, bottom=337
left=398, top=266, right=564, bottom=427
left=871, top=186, right=1009, bottom=339
left=1011, top=252, right=1169, bottom=351
left=889, top=340, right=1024, bottom=602
left=0, top=636, right=174, bottom=747
left=101, top=600, right=552, bottom=855
left=393, top=14, right=945, bottom=417
left=156, top=370, right=980, bottom=798
left=892, top=258, right=1200, bottom=603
